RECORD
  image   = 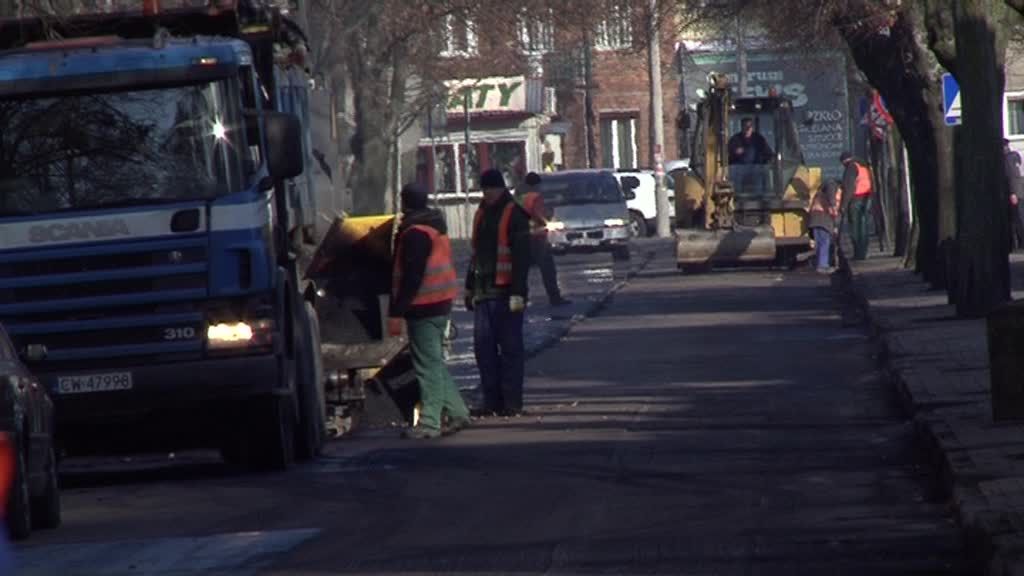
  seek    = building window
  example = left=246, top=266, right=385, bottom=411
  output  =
left=417, top=145, right=458, bottom=194
left=601, top=115, right=638, bottom=170
left=1009, top=97, right=1024, bottom=138
left=518, top=10, right=554, bottom=54
left=441, top=13, right=478, bottom=58
left=595, top=3, right=633, bottom=51
left=486, top=141, right=527, bottom=189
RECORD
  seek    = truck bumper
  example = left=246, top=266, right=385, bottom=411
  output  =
left=40, top=354, right=282, bottom=423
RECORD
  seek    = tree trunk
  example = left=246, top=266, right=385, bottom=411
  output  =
left=838, top=8, right=954, bottom=289
left=952, top=0, right=1011, bottom=317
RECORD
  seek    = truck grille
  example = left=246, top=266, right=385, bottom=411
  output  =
left=0, top=237, right=209, bottom=366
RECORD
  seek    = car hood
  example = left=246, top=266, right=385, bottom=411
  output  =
left=551, top=203, right=628, bottom=229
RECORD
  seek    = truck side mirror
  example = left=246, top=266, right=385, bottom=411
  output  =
left=621, top=176, right=640, bottom=190
left=624, top=190, right=636, bottom=200
left=265, top=111, right=304, bottom=180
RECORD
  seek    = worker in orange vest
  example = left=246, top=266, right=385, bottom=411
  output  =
left=389, top=183, right=470, bottom=439
left=466, top=169, right=531, bottom=417
left=840, top=151, right=874, bottom=260
left=520, top=172, right=570, bottom=307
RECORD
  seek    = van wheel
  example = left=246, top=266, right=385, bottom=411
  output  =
left=31, top=444, right=60, bottom=530
left=628, top=211, right=648, bottom=238
left=295, top=302, right=326, bottom=461
left=6, top=436, right=31, bottom=540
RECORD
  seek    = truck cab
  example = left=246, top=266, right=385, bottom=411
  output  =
left=0, top=0, right=325, bottom=470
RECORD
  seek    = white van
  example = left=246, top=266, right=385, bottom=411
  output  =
left=614, top=170, right=677, bottom=237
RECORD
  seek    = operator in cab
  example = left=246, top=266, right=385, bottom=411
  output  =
left=728, top=118, right=774, bottom=195
left=728, top=118, right=774, bottom=165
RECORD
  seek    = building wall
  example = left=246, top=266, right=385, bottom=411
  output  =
left=557, top=31, right=680, bottom=171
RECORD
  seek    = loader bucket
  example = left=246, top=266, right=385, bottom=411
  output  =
left=675, top=226, right=777, bottom=266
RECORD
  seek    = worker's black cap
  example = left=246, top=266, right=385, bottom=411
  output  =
left=525, top=172, right=542, bottom=187
left=480, top=169, right=507, bottom=190
left=400, top=182, right=429, bottom=211
left=840, top=151, right=853, bottom=163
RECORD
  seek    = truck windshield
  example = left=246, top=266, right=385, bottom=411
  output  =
left=539, top=175, right=624, bottom=206
left=0, top=78, right=247, bottom=216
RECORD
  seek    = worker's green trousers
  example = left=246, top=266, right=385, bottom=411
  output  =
left=848, top=196, right=872, bottom=261
left=407, top=316, right=469, bottom=430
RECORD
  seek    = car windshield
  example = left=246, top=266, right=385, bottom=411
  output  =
left=0, top=78, right=248, bottom=216
left=539, top=174, right=624, bottom=206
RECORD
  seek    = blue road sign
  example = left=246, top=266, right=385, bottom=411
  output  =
left=943, top=73, right=961, bottom=126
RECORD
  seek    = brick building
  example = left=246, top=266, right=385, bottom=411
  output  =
left=415, top=6, right=680, bottom=203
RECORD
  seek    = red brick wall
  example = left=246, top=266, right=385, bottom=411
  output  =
left=559, top=33, right=680, bottom=170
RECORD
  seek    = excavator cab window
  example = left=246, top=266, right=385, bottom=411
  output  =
left=727, top=106, right=777, bottom=198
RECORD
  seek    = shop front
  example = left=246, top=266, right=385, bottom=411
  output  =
left=416, top=75, right=552, bottom=237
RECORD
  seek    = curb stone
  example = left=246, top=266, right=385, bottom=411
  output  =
left=836, top=251, right=1023, bottom=576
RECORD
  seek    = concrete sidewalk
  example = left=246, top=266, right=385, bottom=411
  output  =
left=841, top=250, right=1024, bottom=575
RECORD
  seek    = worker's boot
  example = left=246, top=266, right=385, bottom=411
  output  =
left=401, top=425, right=441, bottom=439
left=443, top=415, right=472, bottom=436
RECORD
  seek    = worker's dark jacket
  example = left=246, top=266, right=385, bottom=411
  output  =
left=727, top=132, right=773, bottom=164
left=390, top=208, right=453, bottom=319
left=466, top=192, right=531, bottom=301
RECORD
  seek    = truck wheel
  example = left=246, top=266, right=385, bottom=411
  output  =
left=294, top=302, right=326, bottom=461
left=7, top=436, right=31, bottom=540
left=612, top=246, right=631, bottom=261
left=255, top=395, right=296, bottom=471
left=31, top=444, right=60, bottom=530
left=628, top=211, right=648, bottom=238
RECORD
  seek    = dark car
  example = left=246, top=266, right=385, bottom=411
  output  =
left=0, top=328, right=60, bottom=540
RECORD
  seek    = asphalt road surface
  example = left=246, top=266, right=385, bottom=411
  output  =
left=16, top=246, right=967, bottom=575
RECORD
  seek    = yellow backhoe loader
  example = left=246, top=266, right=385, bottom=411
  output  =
left=674, top=73, right=822, bottom=271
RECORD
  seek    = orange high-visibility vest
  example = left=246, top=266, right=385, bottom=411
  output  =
left=854, top=163, right=873, bottom=197
left=0, top=434, right=14, bottom=517
left=521, top=192, right=547, bottom=236
left=472, top=202, right=516, bottom=287
left=392, top=225, right=458, bottom=307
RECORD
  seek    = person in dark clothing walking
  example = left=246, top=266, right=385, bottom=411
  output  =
left=520, top=172, right=570, bottom=307
left=389, top=183, right=469, bottom=439
left=1003, top=139, right=1024, bottom=251
left=466, top=169, right=532, bottom=417
left=808, top=180, right=840, bottom=274
left=840, top=151, right=873, bottom=260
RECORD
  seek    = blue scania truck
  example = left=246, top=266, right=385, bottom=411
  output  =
left=0, top=0, right=327, bottom=470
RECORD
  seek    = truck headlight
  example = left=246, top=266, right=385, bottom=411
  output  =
left=546, top=221, right=566, bottom=231
left=604, top=218, right=626, bottom=227
left=207, top=319, right=272, bottom=349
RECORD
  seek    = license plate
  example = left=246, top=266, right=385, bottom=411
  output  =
left=56, top=372, right=133, bottom=395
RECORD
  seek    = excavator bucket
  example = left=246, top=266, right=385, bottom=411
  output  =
left=675, top=225, right=777, bottom=267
